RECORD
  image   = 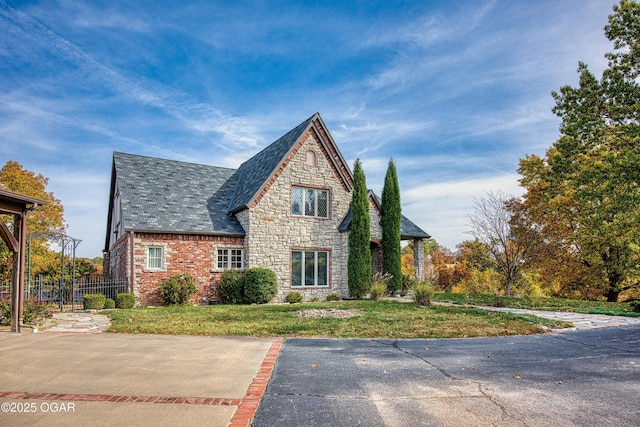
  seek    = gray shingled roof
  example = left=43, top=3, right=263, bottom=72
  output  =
left=113, top=152, right=245, bottom=235
left=338, top=191, right=431, bottom=239
left=109, top=114, right=430, bottom=242
left=228, top=114, right=314, bottom=213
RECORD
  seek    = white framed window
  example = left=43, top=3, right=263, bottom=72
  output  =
left=217, top=248, right=244, bottom=270
left=147, top=246, right=164, bottom=270
left=292, top=250, right=328, bottom=287
left=291, top=186, right=329, bottom=218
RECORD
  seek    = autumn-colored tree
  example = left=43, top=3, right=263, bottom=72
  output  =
left=0, top=161, right=66, bottom=281
left=431, top=246, right=456, bottom=292
left=516, top=0, right=640, bottom=301
left=401, top=249, right=414, bottom=277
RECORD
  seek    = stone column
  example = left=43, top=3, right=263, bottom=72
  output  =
left=413, top=238, right=425, bottom=281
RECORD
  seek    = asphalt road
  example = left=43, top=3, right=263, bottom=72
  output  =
left=253, top=327, right=640, bottom=426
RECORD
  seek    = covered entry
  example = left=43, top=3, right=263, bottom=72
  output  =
left=370, top=240, right=383, bottom=275
left=0, top=189, right=47, bottom=332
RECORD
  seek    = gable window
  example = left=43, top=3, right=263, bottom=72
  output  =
left=292, top=250, right=328, bottom=287
left=147, top=246, right=164, bottom=270
left=217, top=248, right=244, bottom=270
left=306, top=150, right=317, bottom=166
left=292, top=186, right=329, bottom=218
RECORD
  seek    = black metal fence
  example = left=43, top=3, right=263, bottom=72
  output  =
left=1, top=276, right=130, bottom=312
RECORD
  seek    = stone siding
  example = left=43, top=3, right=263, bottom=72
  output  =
left=242, top=131, right=351, bottom=301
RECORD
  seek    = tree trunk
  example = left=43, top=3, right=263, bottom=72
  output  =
left=605, top=269, right=622, bottom=302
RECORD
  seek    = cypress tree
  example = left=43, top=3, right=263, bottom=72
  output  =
left=348, top=159, right=371, bottom=299
left=381, top=159, right=402, bottom=294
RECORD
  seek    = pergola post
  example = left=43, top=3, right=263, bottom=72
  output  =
left=0, top=189, right=47, bottom=333
left=413, top=238, right=425, bottom=281
left=10, top=214, right=21, bottom=332
left=17, top=212, right=27, bottom=328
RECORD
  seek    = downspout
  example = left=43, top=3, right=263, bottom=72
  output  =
left=129, top=231, right=135, bottom=295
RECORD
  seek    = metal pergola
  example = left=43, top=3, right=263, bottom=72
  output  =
left=26, top=231, right=82, bottom=310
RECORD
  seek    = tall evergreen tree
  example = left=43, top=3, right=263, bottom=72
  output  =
left=381, top=159, right=402, bottom=294
left=348, top=159, right=371, bottom=299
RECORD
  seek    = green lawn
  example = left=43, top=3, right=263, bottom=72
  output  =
left=432, top=293, right=640, bottom=317
left=106, top=300, right=571, bottom=338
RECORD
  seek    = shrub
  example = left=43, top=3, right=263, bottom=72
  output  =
left=370, top=282, right=387, bottom=300
left=493, top=296, right=508, bottom=307
left=370, top=272, right=392, bottom=300
left=116, top=293, right=135, bottom=309
left=326, top=293, right=341, bottom=302
left=159, top=274, right=198, bottom=305
left=23, top=300, right=54, bottom=325
left=244, top=268, right=278, bottom=304
left=401, top=274, right=418, bottom=297
left=413, top=281, right=434, bottom=306
left=631, top=301, right=640, bottom=313
left=453, top=269, right=502, bottom=295
left=218, top=270, right=246, bottom=304
left=0, top=300, right=11, bottom=326
left=83, top=294, right=106, bottom=310
left=103, top=298, right=116, bottom=309
left=285, top=292, right=303, bottom=304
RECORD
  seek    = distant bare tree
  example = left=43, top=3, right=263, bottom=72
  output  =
left=467, top=191, right=536, bottom=296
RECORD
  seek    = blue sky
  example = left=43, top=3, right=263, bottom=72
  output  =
left=1, top=0, right=615, bottom=258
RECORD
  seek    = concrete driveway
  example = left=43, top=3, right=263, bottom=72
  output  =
left=1, top=310, right=638, bottom=426
left=253, top=326, right=640, bottom=426
left=0, top=332, right=279, bottom=427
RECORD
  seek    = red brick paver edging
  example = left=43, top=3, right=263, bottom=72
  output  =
left=229, top=337, right=283, bottom=427
left=0, top=390, right=241, bottom=406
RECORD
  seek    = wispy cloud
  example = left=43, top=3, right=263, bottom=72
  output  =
left=402, top=174, right=523, bottom=248
left=0, top=0, right=619, bottom=256
left=0, top=1, right=262, bottom=150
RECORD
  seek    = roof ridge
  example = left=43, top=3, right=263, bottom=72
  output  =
left=113, top=151, right=238, bottom=172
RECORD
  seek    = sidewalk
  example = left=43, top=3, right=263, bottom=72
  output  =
left=432, top=301, right=640, bottom=331
left=46, top=311, right=112, bottom=333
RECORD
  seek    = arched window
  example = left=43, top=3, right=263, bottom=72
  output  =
left=306, top=150, right=317, bottom=166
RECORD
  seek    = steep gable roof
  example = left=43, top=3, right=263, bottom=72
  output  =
left=338, top=190, right=431, bottom=240
left=228, top=115, right=313, bottom=213
left=109, top=152, right=245, bottom=237
left=228, top=112, right=353, bottom=213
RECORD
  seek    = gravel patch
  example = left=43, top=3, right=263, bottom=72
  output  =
left=296, top=309, right=363, bottom=319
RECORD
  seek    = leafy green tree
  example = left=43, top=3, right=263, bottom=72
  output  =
left=456, top=239, right=496, bottom=273
left=348, top=159, right=371, bottom=299
left=517, top=0, right=640, bottom=301
left=381, top=159, right=402, bottom=294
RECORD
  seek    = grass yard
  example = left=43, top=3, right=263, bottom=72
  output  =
left=432, top=293, right=640, bottom=317
left=106, top=300, right=571, bottom=338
